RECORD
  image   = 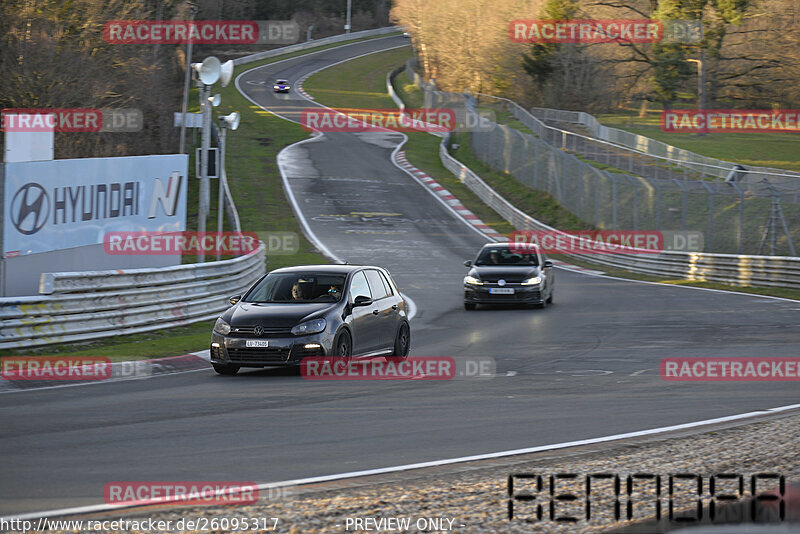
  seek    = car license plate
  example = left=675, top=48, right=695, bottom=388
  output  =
left=245, top=340, right=269, bottom=348
left=489, top=288, right=515, bottom=295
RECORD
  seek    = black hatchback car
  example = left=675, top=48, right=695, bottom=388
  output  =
left=463, top=242, right=554, bottom=310
left=210, top=265, right=410, bottom=375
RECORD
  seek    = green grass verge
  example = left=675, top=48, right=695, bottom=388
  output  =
left=3, top=35, right=403, bottom=361
left=303, top=45, right=410, bottom=109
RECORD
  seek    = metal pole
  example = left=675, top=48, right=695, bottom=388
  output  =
left=345, top=0, right=352, bottom=33
left=198, top=84, right=211, bottom=262
left=699, top=47, right=707, bottom=136
left=179, top=2, right=198, bottom=154
left=216, top=126, right=226, bottom=261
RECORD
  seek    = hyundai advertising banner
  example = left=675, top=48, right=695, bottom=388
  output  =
left=3, top=155, right=188, bottom=257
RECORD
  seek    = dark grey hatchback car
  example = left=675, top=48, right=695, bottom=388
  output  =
left=463, top=242, right=554, bottom=310
left=210, top=265, right=410, bottom=375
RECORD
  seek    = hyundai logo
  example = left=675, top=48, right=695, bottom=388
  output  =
left=11, top=183, right=49, bottom=235
left=253, top=325, right=264, bottom=337
left=498, top=279, right=506, bottom=286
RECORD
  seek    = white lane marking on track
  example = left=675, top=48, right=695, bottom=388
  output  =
left=8, top=402, right=800, bottom=522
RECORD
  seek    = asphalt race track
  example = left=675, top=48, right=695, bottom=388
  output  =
left=1, top=35, right=799, bottom=516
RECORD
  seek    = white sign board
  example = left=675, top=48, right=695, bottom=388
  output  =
left=173, top=112, right=203, bottom=128
left=3, top=114, right=55, bottom=163
left=3, top=154, right=188, bottom=257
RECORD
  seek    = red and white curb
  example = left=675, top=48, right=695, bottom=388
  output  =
left=295, top=75, right=314, bottom=101
left=394, top=151, right=506, bottom=241
left=393, top=151, right=605, bottom=275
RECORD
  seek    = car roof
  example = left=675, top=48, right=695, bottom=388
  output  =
left=268, top=264, right=385, bottom=275
left=276, top=79, right=288, bottom=83
left=479, top=242, right=540, bottom=251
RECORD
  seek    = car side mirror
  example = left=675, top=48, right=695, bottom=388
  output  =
left=544, top=260, right=553, bottom=268
left=463, top=260, right=472, bottom=267
left=229, top=294, right=241, bottom=305
left=353, top=295, right=373, bottom=307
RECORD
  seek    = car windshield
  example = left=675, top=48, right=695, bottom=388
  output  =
left=475, top=247, right=539, bottom=266
left=243, top=273, right=346, bottom=303
left=276, top=80, right=288, bottom=84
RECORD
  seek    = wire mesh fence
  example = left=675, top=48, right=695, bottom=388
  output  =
left=468, top=121, right=799, bottom=255
left=401, top=61, right=798, bottom=256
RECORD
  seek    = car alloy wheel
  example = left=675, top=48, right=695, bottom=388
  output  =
left=388, top=322, right=410, bottom=361
left=334, top=330, right=352, bottom=358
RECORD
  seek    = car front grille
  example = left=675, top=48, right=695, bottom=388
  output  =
left=483, top=290, right=541, bottom=300
left=230, top=325, right=294, bottom=337
left=227, top=347, right=291, bottom=363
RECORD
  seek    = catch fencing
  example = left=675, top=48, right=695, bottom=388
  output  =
left=398, top=62, right=798, bottom=256
left=529, top=106, right=800, bottom=187
left=390, top=63, right=800, bottom=288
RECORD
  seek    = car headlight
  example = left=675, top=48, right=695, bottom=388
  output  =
left=214, top=317, right=231, bottom=335
left=291, top=318, right=326, bottom=335
left=522, top=276, right=542, bottom=285
left=464, top=275, right=483, bottom=285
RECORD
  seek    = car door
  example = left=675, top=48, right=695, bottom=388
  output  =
left=347, top=270, right=381, bottom=355
left=364, top=269, right=398, bottom=351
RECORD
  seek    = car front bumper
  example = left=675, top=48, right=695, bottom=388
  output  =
left=463, top=284, right=544, bottom=304
left=210, top=330, right=332, bottom=367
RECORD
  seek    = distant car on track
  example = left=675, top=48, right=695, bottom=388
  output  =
left=210, top=265, right=410, bottom=375
left=463, top=242, right=554, bottom=310
left=273, top=79, right=290, bottom=93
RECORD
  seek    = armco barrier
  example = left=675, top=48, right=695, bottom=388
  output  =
left=529, top=106, right=800, bottom=185
left=388, top=65, right=800, bottom=290
left=233, top=27, right=400, bottom=66
left=0, top=242, right=266, bottom=349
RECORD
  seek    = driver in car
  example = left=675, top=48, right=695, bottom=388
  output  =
left=291, top=281, right=311, bottom=301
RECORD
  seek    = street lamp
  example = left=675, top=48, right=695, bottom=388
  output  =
left=686, top=21, right=706, bottom=135
left=190, top=56, right=220, bottom=261
left=217, top=111, right=240, bottom=261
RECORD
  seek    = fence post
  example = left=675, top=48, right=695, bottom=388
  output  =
left=672, top=179, right=688, bottom=232
left=610, top=173, right=618, bottom=230
left=729, top=182, right=745, bottom=254
left=626, top=175, right=639, bottom=230
left=701, top=181, right=714, bottom=252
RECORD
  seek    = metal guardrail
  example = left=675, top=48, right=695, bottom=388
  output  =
left=0, top=242, right=266, bottom=349
left=234, top=27, right=400, bottom=67
left=388, top=65, right=800, bottom=290
left=529, top=106, right=800, bottom=185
